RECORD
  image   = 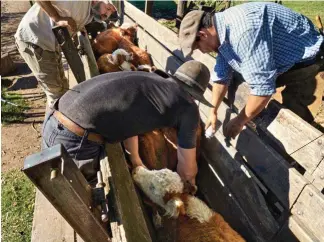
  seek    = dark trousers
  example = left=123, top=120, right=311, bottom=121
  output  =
left=42, top=109, right=105, bottom=180
left=274, top=58, right=324, bottom=122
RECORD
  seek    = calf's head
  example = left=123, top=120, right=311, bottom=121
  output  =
left=132, top=166, right=185, bottom=217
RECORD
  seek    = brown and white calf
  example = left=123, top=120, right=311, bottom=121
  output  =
left=132, top=167, right=245, bottom=242
left=97, top=48, right=136, bottom=73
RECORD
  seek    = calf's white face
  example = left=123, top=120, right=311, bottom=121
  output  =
left=132, top=166, right=184, bottom=217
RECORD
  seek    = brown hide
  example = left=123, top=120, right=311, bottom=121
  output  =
left=92, top=29, right=121, bottom=55
left=155, top=194, right=245, bottom=242
left=97, top=53, right=121, bottom=73
left=97, top=53, right=136, bottom=74
left=92, top=26, right=137, bottom=55
left=138, top=119, right=203, bottom=171
left=119, top=38, right=153, bottom=66
left=175, top=213, right=245, bottom=242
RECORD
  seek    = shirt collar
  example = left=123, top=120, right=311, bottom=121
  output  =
left=213, top=12, right=226, bottom=46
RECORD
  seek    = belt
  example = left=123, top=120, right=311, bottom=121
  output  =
left=53, top=111, right=104, bottom=144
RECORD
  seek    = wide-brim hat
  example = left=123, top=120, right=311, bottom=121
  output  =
left=154, top=61, right=214, bottom=108
left=179, top=10, right=204, bottom=58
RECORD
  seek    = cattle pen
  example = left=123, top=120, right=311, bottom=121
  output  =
left=23, top=1, right=324, bottom=242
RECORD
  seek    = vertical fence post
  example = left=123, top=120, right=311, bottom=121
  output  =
left=145, top=0, right=154, bottom=17
left=176, top=0, right=186, bottom=29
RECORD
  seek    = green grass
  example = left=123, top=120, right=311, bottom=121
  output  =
left=1, top=87, right=29, bottom=124
left=282, top=1, right=324, bottom=21
left=1, top=169, right=36, bottom=242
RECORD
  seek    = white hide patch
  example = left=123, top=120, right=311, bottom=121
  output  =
left=137, top=65, right=153, bottom=72
left=132, top=167, right=184, bottom=217
left=185, top=195, right=214, bottom=223
left=110, top=49, right=133, bottom=71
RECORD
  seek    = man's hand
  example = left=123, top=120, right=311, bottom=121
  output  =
left=205, top=110, right=217, bottom=135
left=54, top=16, right=77, bottom=33
left=223, top=116, right=245, bottom=139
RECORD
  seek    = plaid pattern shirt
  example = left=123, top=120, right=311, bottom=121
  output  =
left=211, top=2, right=324, bottom=96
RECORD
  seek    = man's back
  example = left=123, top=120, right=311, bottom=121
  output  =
left=15, top=1, right=92, bottom=51
left=58, top=71, right=199, bottom=144
left=213, top=2, right=323, bottom=95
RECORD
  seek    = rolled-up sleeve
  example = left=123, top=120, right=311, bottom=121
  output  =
left=211, top=54, right=233, bottom=85
left=239, top=25, right=277, bottom=96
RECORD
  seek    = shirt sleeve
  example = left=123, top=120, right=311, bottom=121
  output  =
left=211, top=54, right=233, bottom=85
left=176, top=104, right=199, bottom=149
left=238, top=27, right=277, bottom=96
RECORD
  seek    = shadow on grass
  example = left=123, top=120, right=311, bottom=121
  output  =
left=1, top=88, right=29, bottom=124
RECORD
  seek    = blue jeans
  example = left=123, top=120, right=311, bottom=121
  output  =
left=42, top=110, right=105, bottom=180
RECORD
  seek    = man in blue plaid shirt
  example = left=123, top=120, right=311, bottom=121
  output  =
left=179, top=2, right=324, bottom=138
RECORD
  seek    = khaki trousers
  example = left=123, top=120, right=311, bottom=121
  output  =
left=16, top=39, right=69, bottom=108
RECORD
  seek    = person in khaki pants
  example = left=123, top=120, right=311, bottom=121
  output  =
left=178, top=2, right=324, bottom=139
left=15, top=0, right=116, bottom=109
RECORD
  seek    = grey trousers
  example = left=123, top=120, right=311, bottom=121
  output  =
left=16, top=39, right=69, bottom=108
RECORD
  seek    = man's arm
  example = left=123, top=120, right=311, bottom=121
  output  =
left=206, top=54, right=232, bottom=134
left=224, top=94, right=271, bottom=138
left=206, top=82, right=228, bottom=133
left=177, top=147, right=197, bottom=185
left=36, top=1, right=77, bottom=32
left=123, top=136, right=144, bottom=167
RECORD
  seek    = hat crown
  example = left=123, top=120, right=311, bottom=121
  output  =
left=179, top=10, right=204, bottom=57
left=174, top=60, right=210, bottom=93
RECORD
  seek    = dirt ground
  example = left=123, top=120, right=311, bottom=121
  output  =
left=1, top=2, right=324, bottom=173
left=1, top=4, right=46, bottom=172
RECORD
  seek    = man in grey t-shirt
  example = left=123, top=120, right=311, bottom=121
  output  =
left=15, top=0, right=116, bottom=108
left=42, top=61, right=213, bottom=185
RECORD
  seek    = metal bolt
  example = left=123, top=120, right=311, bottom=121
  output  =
left=321, top=56, right=324, bottom=60
left=318, top=139, right=323, bottom=145
left=96, top=171, right=105, bottom=188
left=101, top=213, right=109, bottom=222
left=50, top=169, right=58, bottom=180
left=297, top=211, right=303, bottom=215
left=309, top=192, right=313, bottom=197
left=320, top=175, right=324, bottom=180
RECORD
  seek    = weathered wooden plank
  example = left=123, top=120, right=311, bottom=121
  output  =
left=255, top=101, right=323, bottom=173
left=275, top=215, right=320, bottom=242
left=197, top=154, right=261, bottom=242
left=199, top=111, right=279, bottom=241
left=312, top=159, right=324, bottom=191
left=24, top=144, right=110, bottom=242
left=31, top=190, right=75, bottom=242
left=78, top=32, right=99, bottom=80
left=291, top=184, right=324, bottom=241
left=105, top=143, right=153, bottom=242
left=199, top=89, right=308, bottom=209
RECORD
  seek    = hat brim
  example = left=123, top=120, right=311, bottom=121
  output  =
left=153, top=69, right=214, bottom=108
left=174, top=78, right=215, bottom=108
